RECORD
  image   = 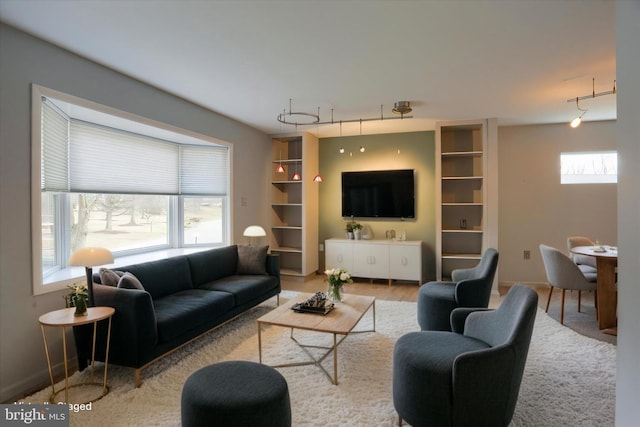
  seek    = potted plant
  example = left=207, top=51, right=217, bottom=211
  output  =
left=345, top=222, right=355, bottom=239
left=352, top=222, right=363, bottom=240
left=345, top=219, right=362, bottom=240
left=66, top=283, right=89, bottom=316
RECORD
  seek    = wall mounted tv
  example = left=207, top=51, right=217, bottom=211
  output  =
left=342, top=169, right=415, bottom=219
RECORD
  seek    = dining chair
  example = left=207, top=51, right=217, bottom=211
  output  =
left=539, top=244, right=597, bottom=325
left=567, top=236, right=598, bottom=274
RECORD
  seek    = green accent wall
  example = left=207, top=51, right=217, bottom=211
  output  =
left=318, top=131, right=436, bottom=280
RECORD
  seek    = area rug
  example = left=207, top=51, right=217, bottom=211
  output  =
left=22, top=292, right=616, bottom=426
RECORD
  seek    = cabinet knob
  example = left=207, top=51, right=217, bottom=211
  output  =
left=401, top=256, right=408, bottom=266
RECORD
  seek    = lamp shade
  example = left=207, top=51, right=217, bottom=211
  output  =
left=243, top=225, right=266, bottom=237
left=68, top=247, right=114, bottom=267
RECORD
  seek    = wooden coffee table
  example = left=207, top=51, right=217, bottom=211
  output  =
left=257, top=293, right=376, bottom=385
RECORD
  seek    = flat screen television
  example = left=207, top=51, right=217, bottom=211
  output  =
left=341, top=169, right=415, bottom=218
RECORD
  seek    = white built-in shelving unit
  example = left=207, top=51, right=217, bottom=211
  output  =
left=436, top=119, right=497, bottom=281
left=270, top=133, right=319, bottom=276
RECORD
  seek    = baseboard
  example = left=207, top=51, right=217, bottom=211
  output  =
left=1, top=357, right=77, bottom=403
left=500, top=281, right=549, bottom=290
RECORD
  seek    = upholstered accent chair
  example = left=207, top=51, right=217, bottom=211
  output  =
left=393, top=284, right=538, bottom=427
left=417, top=248, right=499, bottom=331
left=539, top=244, right=597, bottom=324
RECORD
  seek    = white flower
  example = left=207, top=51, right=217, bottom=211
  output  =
left=340, top=272, right=350, bottom=281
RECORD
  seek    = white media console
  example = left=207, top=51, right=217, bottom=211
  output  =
left=324, top=238, right=425, bottom=286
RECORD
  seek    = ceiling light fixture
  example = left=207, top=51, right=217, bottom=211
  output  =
left=566, top=78, right=616, bottom=128
left=277, top=99, right=414, bottom=127
left=392, top=101, right=412, bottom=117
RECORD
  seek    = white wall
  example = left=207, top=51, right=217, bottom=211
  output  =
left=0, top=23, right=271, bottom=401
left=615, top=1, right=640, bottom=424
left=498, top=121, right=617, bottom=284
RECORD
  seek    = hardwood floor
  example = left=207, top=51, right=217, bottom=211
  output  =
left=281, top=274, right=420, bottom=302
left=281, top=274, right=615, bottom=344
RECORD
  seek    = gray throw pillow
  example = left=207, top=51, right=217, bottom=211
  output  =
left=99, top=268, right=122, bottom=287
left=117, top=272, right=145, bottom=290
left=236, top=245, right=269, bottom=275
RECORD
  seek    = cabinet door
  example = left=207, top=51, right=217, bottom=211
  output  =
left=325, top=241, right=353, bottom=272
left=389, top=244, right=421, bottom=281
left=353, top=243, right=389, bottom=279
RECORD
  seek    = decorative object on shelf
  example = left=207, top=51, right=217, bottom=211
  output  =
left=277, top=99, right=413, bottom=127
left=66, top=283, right=89, bottom=316
left=68, top=247, right=114, bottom=307
left=345, top=220, right=362, bottom=240
left=567, top=78, right=616, bottom=128
left=243, top=225, right=266, bottom=245
left=325, top=267, right=353, bottom=302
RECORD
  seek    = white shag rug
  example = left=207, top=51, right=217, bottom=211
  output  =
left=22, top=292, right=616, bottom=426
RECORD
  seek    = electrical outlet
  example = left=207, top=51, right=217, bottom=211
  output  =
left=523, top=250, right=531, bottom=260
left=319, top=243, right=324, bottom=252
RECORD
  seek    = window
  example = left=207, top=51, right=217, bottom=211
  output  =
left=32, top=85, right=231, bottom=294
left=560, top=151, right=617, bottom=184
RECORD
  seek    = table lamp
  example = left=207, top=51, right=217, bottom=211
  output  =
left=68, top=247, right=114, bottom=307
left=243, top=225, right=266, bottom=245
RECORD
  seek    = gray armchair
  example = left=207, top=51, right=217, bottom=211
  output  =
left=539, top=244, right=597, bottom=324
left=393, top=284, right=538, bottom=427
left=417, top=248, right=499, bottom=331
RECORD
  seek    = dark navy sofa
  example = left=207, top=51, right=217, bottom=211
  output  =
left=74, top=245, right=280, bottom=387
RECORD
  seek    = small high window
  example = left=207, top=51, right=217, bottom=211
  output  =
left=560, top=151, right=617, bottom=184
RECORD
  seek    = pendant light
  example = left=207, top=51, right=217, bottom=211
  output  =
left=276, top=147, right=285, bottom=173
left=291, top=140, right=301, bottom=181
left=312, top=114, right=323, bottom=183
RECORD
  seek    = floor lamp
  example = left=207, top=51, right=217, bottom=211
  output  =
left=243, top=225, right=266, bottom=245
left=68, top=247, right=114, bottom=307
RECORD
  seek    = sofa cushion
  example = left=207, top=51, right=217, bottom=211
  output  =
left=153, top=289, right=235, bottom=343
left=236, top=245, right=269, bottom=275
left=121, top=256, right=193, bottom=299
left=198, top=275, right=279, bottom=307
left=117, top=272, right=145, bottom=290
left=99, top=268, right=122, bottom=287
left=187, top=246, right=239, bottom=287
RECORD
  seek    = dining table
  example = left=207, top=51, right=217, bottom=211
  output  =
left=570, top=245, right=618, bottom=335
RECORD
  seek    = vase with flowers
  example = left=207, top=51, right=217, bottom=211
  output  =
left=66, top=283, right=89, bottom=316
left=324, top=267, right=353, bottom=303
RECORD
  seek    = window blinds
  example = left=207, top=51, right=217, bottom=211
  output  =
left=41, top=97, right=228, bottom=196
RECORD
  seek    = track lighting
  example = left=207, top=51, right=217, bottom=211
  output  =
left=570, top=98, right=588, bottom=128
left=277, top=99, right=413, bottom=127
left=567, top=78, right=616, bottom=128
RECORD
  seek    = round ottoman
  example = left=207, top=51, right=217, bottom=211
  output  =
left=181, top=361, right=291, bottom=427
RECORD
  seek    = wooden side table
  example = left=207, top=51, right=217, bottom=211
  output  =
left=39, top=306, right=115, bottom=404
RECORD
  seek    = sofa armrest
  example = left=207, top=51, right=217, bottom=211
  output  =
left=92, top=284, right=158, bottom=367
left=266, top=253, right=280, bottom=279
